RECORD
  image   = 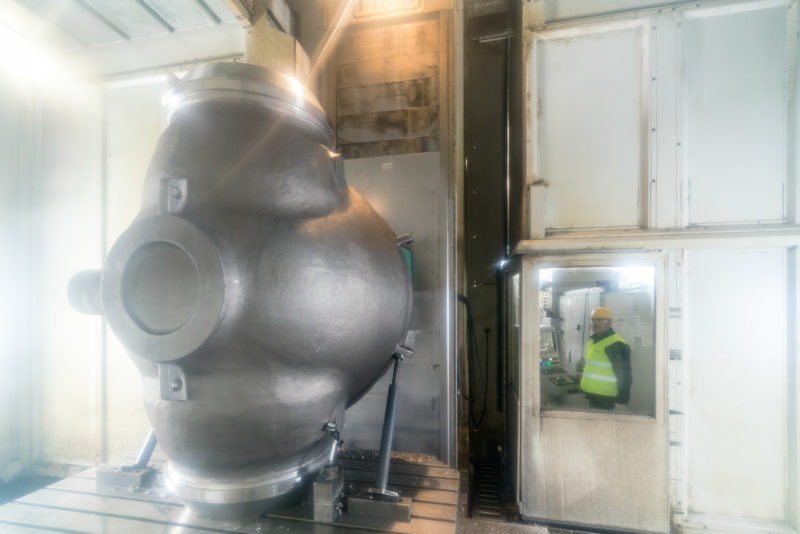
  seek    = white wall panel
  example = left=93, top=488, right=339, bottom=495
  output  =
left=0, top=81, right=31, bottom=481
left=685, top=249, right=787, bottom=521
left=683, top=5, right=787, bottom=225
left=653, top=15, right=680, bottom=229
left=35, top=88, right=104, bottom=469
left=104, top=81, right=167, bottom=458
left=534, top=22, right=646, bottom=230
left=344, top=153, right=448, bottom=458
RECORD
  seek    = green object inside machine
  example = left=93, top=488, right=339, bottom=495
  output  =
left=402, top=247, right=413, bottom=281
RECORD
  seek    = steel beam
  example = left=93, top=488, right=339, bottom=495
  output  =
left=73, top=0, right=130, bottom=41
left=194, top=0, right=222, bottom=24
left=134, top=0, right=175, bottom=32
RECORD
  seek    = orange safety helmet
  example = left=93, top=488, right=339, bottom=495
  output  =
left=590, top=306, right=613, bottom=320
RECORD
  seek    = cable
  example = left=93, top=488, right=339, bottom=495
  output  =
left=458, top=294, right=489, bottom=429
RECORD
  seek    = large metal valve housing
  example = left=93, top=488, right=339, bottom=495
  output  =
left=71, top=63, right=413, bottom=519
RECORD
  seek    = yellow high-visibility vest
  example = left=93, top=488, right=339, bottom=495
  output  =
left=579, top=333, right=628, bottom=397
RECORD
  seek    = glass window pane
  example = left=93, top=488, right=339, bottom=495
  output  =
left=539, top=266, right=655, bottom=416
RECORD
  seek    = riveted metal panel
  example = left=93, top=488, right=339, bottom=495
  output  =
left=15, top=0, right=123, bottom=44
left=542, top=0, right=688, bottom=23
left=344, top=152, right=455, bottom=464
left=682, top=4, right=787, bottom=225
left=532, top=20, right=648, bottom=230
left=103, top=81, right=168, bottom=460
left=35, top=88, right=104, bottom=468
left=684, top=248, right=787, bottom=521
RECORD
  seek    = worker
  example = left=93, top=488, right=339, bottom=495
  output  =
left=579, top=307, right=632, bottom=410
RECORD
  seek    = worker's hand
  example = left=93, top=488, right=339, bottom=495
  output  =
left=616, top=390, right=630, bottom=404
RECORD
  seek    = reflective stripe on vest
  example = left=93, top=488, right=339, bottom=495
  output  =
left=579, top=333, right=628, bottom=397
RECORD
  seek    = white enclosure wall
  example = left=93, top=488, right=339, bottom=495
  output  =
left=344, top=153, right=454, bottom=459
left=535, top=20, right=646, bottom=230
left=0, top=77, right=168, bottom=477
left=528, top=1, right=795, bottom=233
left=34, top=88, right=105, bottom=471
left=519, top=0, right=800, bottom=533
left=103, top=81, right=168, bottom=460
left=682, top=6, right=787, bottom=225
left=0, top=80, right=35, bottom=482
left=684, top=249, right=788, bottom=523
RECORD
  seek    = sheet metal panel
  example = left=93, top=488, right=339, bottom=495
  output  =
left=81, top=0, right=165, bottom=38
left=0, top=81, right=30, bottom=483
left=533, top=20, right=647, bottom=230
left=83, top=23, right=244, bottom=78
left=35, top=89, right=104, bottom=468
left=652, top=14, right=680, bottom=229
left=145, top=0, right=218, bottom=30
left=344, top=153, right=454, bottom=463
left=682, top=4, right=787, bottom=225
left=13, top=0, right=238, bottom=49
left=15, top=0, right=123, bottom=44
left=542, top=0, right=684, bottom=22
left=684, top=248, right=787, bottom=521
left=103, top=81, right=167, bottom=460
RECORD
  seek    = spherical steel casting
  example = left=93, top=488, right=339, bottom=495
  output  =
left=70, top=63, right=413, bottom=519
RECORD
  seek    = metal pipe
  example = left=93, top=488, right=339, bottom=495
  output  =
left=133, top=429, right=158, bottom=469
left=325, top=422, right=340, bottom=465
left=328, top=437, right=338, bottom=465
left=375, top=355, right=401, bottom=493
left=504, top=33, right=511, bottom=260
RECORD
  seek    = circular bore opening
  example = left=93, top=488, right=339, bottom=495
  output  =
left=121, top=242, right=201, bottom=335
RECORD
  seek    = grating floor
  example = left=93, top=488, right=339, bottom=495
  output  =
left=460, top=461, right=598, bottom=534
left=473, top=462, right=505, bottom=519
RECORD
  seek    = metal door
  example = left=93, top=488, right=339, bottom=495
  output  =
left=519, top=255, right=668, bottom=533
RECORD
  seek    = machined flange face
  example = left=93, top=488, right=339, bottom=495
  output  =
left=163, top=62, right=333, bottom=143
left=163, top=444, right=331, bottom=519
left=101, top=215, right=225, bottom=362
